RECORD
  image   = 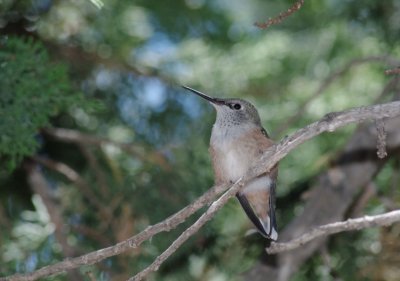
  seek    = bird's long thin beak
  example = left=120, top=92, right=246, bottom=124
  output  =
left=182, top=86, right=225, bottom=105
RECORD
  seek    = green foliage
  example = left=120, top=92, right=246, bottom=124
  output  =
left=0, top=37, right=82, bottom=171
left=1, top=0, right=399, bottom=280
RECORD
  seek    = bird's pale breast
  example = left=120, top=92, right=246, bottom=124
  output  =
left=210, top=127, right=274, bottom=184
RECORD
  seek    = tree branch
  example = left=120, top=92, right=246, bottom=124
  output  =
left=26, top=165, right=85, bottom=281
left=43, top=128, right=169, bottom=168
left=385, top=67, right=400, bottom=75
left=255, top=0, right=305, bottom=29
left=32, top=156, right=113, bottom=223
left=129, top=178, right=244, bottom=281
left=266, top=210, right=400, bottom=254
left=244, top=94, right=400, bottom=281
left=127, top=100, right=400, bottom=281
left=1, top=182, right=230, bottom=281
left=3, top=100, right=400, bottom=281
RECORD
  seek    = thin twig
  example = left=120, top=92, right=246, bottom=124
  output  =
left=50, top=41, right=175, bottom=84
left=266, top=210, right=400, bottom=254
left=3, top=100, right=400, bottom=281
left=348, top=183, right=377, bottom=218
left=43, top=128, right=169, bottom=168
left=277, top=56, right=400, bottom=136
left=71, top=224, right=111, bottom=247
left=32, top=156, right=113, bottom=222
left=255, top=0, right=305, bottom=29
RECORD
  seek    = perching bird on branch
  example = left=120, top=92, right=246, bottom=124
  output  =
left=183, top=86, right=278, bottom=240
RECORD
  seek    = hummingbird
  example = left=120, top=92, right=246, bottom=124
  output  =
left=183, top=86, right=278, bottom=240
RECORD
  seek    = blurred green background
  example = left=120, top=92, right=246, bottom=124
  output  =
left=1, top=0, right=400, bottom=280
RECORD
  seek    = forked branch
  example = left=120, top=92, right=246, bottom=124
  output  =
left=129, top=100, right=400, bottom=281
left=3, top=100, right=400, bottom=281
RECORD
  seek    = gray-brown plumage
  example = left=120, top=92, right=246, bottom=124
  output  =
left=184, top=86, right=278, bottom=240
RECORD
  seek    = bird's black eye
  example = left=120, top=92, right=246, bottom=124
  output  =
left=232, top=103, right=241, bottom=110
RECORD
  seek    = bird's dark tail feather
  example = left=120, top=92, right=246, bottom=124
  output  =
left=236, top=194, right=278, bottom=241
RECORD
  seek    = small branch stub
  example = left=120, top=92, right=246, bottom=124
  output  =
left=385, top=67, right=400, bottom=75
left=376, top=119, right=387, bottom=159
